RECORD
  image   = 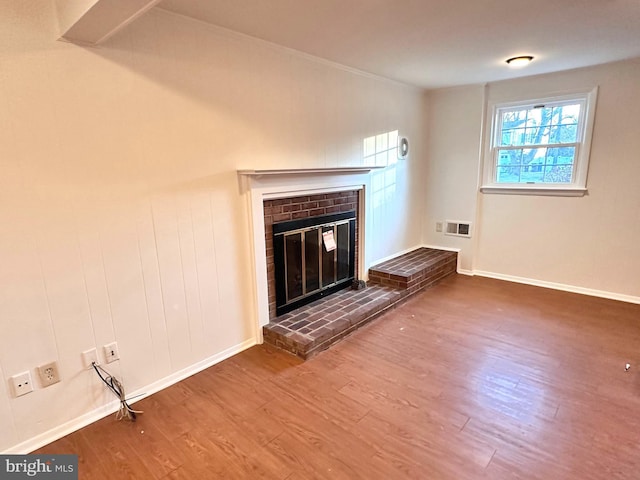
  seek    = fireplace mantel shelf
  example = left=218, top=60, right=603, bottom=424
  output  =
left=238, top=166, right=384, bottom=178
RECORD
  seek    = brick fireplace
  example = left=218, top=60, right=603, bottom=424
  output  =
left=238, top=167, right=377, bottom=341
left=263, top=190, right=360, bottom=320
left=239, top=167, right=458, bottom=359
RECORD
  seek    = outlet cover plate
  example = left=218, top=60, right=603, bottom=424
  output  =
left=38, top=361, right=61, bottom=387
left=82, top=348, right=98, bottom=369
left=104, top=342, right=119, bottom=363
left=10, top=371, right=34, bottom=397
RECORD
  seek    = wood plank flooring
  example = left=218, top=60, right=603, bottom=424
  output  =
left=35, top=275, right=640, bottom=478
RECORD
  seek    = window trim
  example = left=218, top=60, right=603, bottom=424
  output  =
left=480, top=87, right=598, bottom=196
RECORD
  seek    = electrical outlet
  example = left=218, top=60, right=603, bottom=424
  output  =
left=10, top=371, right=34, bottom=397
left=38, top=361, right=61, bottom=387
left=436, top=222, right=443, bottom=233
left=82, top=348, right=98, bottom=369
left=104, top=342, right=119, bottom=363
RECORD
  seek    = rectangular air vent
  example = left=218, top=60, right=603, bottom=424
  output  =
left=445, top=220, right=472, bottom=238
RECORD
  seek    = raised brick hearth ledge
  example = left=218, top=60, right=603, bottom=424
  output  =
left=263, top=247, right=457, bottom=359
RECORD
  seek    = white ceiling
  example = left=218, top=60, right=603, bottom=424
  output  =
left=156, top=0, right=640, bottom=89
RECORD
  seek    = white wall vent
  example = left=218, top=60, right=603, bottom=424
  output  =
left=445, top=220, right=472, bottom=238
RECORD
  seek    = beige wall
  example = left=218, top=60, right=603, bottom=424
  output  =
left=423, top=85, right=485, bottom=271
left=0, top=2, right=426, bottom=452
left=54, top=0, right=98, bottom=33
left=425, top=59, right=640, bottom=299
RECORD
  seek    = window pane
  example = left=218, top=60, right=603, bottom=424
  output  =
left=520, top=165, right=544, bottom=183
left=557, top=124, right=578, bottom=143
left=519, top=147, right=544, bottom=182
left=496, top=149, right=524, bottom=182
left=525, top=126, right=549, bottom=145
left=538, top=106, right=554, bottom=123
left=501, top=127, right=526, bottom=146
left=497, top=166, right=520, bottom=183
left=558, top=104, right=581, bottom=124
left=501, top=129, right=513, bottom=145
left=502, top=109, right=527, bottom=127
left=497, top=149, right=523, bottom=166
left=500, top=111, right=527, bottom=145
left=558, top=146, right=576, bottom=161
left=523, top=147, right=545, bottom=166
left=543, top=165, right=573, bottom=183
left=547, top=147, right=576, bottom=166
left=526, top=108, right=541, bottom=127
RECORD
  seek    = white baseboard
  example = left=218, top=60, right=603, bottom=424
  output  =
left=4, top=337, right=257, bottom=454
left=473, top=270, right=640, bottom=305
left=415, top=243, right=640, bottom=305
left=421, top=244, right=461, bottom=254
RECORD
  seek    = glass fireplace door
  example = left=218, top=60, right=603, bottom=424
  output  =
left=274, top=211, right=356, bottom=316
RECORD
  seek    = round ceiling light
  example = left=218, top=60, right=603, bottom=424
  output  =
left=506, top=55, right=534, bottom=68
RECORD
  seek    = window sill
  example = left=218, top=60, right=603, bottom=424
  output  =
left=480, top=185, right=588, bottom=197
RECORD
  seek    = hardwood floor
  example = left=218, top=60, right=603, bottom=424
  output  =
left=35, top=275, right=640, bottom=478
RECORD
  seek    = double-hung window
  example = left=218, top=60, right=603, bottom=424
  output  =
left=481, top=88, right=598, bottom=196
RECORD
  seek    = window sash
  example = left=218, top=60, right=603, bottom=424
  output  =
left=493, top=143, right=580, bottom=184
left=494, top=100, right=586, bottom=148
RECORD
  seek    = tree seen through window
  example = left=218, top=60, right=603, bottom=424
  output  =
left=495, top=103, right=581, bottom=183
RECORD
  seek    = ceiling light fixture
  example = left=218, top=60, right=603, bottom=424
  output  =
left=506, top=55, right=534, bottom=68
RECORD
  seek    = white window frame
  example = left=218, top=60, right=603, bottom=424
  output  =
left=480, top=87, right=598, bottom=196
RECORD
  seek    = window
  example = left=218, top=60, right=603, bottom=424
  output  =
left=481, top=88, right=598, bottom=196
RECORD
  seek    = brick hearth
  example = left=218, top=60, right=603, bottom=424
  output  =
left=263, top=247, right=457, bottom=359
left=368, top=247, right=458, bottom=293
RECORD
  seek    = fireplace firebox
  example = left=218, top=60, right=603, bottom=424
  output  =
left=273, top=211, right=356, bottom=316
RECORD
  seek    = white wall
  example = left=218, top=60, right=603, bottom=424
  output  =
left=423, top=85, right=485, bottom=271
left=0, top=1, right=426, bottom=452
left=424, top=58, right=640, bottom=300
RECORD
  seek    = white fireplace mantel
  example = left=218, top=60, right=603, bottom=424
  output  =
left=239, top=167, right=376, bottom=342
left=238, top=166, right=384, bottom=178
